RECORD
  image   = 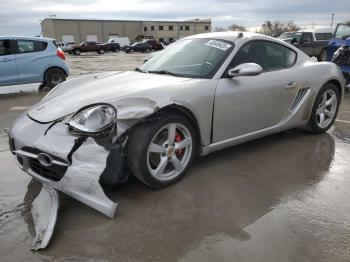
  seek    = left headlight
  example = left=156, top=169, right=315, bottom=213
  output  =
left=69, top=104, right=117, bottom=134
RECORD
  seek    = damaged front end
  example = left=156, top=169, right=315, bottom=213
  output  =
left=9, top=103, right=133, bottom=250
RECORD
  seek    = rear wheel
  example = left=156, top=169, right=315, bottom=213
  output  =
left=43, top=68, right=66, bottom=89
left=127, top=113, right=197, bottom=188
left=98, top=49, right=105, bottom=54
left=305, top=83, right=340, bottom=133
left=74, top=49, right=81, bottom=55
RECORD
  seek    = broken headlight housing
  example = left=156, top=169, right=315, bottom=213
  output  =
left=69, top=104, right=117, bottom=134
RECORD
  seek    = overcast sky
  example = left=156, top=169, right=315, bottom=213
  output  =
left=1, top=0, right=349, bottom=35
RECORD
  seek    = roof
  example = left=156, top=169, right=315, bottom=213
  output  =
left=41, top=18, right=211, bottom=24
left=0, top=36, right=55, bottom=41
left=185, top=31, right=265, bottom=42
left=298, top=28, right=333, bottom=33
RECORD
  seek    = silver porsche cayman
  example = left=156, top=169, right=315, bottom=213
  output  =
left=9, top=32, right=345, bottom=249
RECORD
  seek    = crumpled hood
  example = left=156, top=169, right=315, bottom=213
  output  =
left=28, top=71, right=192, bottom=123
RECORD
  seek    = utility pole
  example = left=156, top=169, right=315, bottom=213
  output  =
left=331, top=13, right=335, bottom=28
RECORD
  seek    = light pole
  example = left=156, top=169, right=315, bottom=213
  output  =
left=331, top=13, right=335, bottom=28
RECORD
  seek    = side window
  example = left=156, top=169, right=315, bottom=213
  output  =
left=315, top=33, right=324, bottom=40
left=17, top=40, right=47, bottom=53
left=0, top=40, right=11, bottom=56
left=228, top=41, right=296, bottom=73
left=301, top=33, right=313, bottom=43
left=285, top=47, right=297, bottom=67
left=324, top=33, right=333, bottom=40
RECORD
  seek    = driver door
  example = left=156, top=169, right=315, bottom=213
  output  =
left=213, top=40, right=300, bottom=142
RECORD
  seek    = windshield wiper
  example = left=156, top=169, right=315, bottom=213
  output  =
left=135, top=67, right=145, bottom=73
left=147, top=69, right=185, bottom=77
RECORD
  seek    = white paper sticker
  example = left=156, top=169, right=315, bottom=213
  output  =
left=205, top=40, right=231, bottom=51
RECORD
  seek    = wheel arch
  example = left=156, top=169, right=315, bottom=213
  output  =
left=326, top=79, right=343, bottom=100
left=154, top=104, right=202, bottom=149
left=42, top=66, right=68, bottom=82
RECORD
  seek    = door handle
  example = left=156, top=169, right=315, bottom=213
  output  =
left=285, top=82, right=298, bottom=89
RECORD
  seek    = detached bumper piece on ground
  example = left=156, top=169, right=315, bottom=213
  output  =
left=9, top=114, right=125, bottom=250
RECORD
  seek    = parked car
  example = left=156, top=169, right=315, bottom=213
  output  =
left=102, top=41, right=120, bottom=52
left=0, top=36, right=69, bottom=89
left=327, top=23, right=350, bottom=86
left=70, top=41, right=106, bottom=55
left=124, top=42, right=152, bottom=53
left=282, top=29, right=333, bottom=61
left=9, top=32, right=346, bottom=250
left=57, top=42, right=75, bottom=52
left=141, top=39, right=163, bottom=51
left=107, top=37, right=130, bottom=48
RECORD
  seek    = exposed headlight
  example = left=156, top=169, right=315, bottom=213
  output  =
left=69, top=104, right=117, bottom=134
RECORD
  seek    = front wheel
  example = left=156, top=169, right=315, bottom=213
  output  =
left=305, top=83, right=340, bottom=133
left=127, top=114, right=197, bottom=188
left=98, top=49, right=105, bottom=54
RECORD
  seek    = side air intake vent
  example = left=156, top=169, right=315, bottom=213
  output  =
left=290, top=88, right=309, bottom=111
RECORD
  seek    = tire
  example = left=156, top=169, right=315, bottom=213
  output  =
left=130, top=49, right=134, bottom=54
left=127, top=113, right=198, bottom=188
left=43, top=68, right=66, bottom=89
left=305, top=83, right=340, bottom=133
left=317, top=48, right=327, bottom=62
left=74, top=49, right=81, bottom=55
left=98, top=49, right=105, bottom=54
left=145, top=48, right=150, bottom=53
left=111, top=47, right=117, bottom=52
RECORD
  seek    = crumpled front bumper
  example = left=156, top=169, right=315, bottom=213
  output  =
left=9, top=113, right=121, bottom=250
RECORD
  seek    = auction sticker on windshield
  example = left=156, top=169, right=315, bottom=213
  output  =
left=205, top=40, right=231, bottom=51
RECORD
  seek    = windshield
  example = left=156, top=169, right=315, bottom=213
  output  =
left=279, top=32, right=296, bottom=39
left=335, top=24, right=350, bottom=39
left=139, top=38, right=234, bottom=79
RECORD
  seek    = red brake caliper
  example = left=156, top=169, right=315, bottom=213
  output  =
left=175, top=132, right=184, bottom=157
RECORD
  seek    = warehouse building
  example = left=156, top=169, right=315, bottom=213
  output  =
left=41, top=18, right=211, bottom=43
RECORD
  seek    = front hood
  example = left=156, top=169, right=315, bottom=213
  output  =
left=28, top=71, right=192, bottom=123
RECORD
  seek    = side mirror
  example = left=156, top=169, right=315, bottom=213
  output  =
left=228, top=63, right=263, bottom=77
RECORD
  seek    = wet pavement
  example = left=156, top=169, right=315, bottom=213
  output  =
left=1, top=88, right=350, bottom=261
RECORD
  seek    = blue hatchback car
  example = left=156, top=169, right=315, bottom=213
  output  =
left=327, top=23, right=350, bottom=87
left=0, top=36, right=69, bottom=89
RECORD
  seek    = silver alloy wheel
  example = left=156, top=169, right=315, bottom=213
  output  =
left=316, top=89, right=337, bottom=128
left=147, top=123, right=193, bottom=181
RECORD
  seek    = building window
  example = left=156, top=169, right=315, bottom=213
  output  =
left=205, top=26, right=209, bottom=30
left=168, top=25, right=173, bottom=30
left=144, top=27, right=147, bottom=32
left=180, top=26, right=183, bottom=30
left=159, top=38, right=164, bottom=43
left=151, top=26, right=154, bottom=31
left=159, top=25, right=163, bottom=30
left=185, top=26, right=190, bottom=30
